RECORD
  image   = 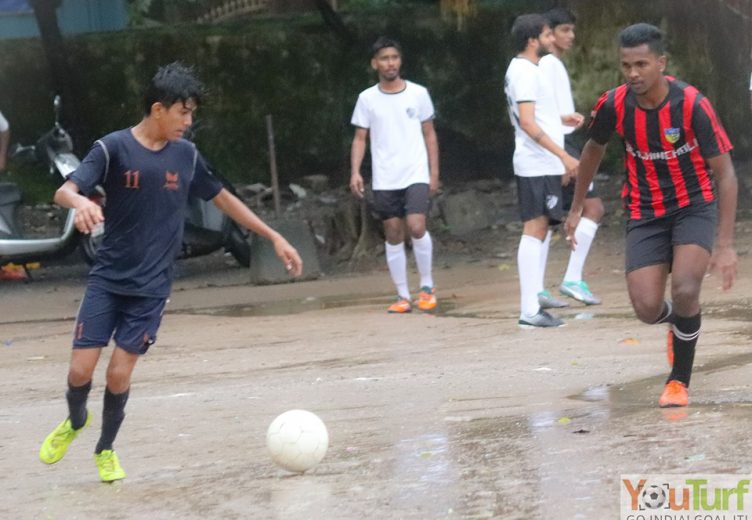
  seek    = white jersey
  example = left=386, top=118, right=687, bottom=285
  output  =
left=0, top=111, right=8, bottom=132
left=539, top=53, right=575, bottom=135
left=351, top=80, right=434, bottom=190
left=504, top=57, right=564, bottom=177
left=749, top=72, right=752, bottom=90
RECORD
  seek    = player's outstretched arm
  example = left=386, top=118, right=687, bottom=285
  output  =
left=707, top=153, right=738, bottom=290
left=212, top=188, right=303, bottom=276
left=564, top=139, right=607, bottom=248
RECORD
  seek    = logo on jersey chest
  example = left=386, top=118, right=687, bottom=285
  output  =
left=163, top=171, right=180, bottom=191
left=664, top=127, right=681, bottom=144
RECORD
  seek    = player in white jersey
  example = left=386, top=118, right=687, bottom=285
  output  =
left=504, top=14, right=579, bottom=328
left=539, top=7, right=605, bottom=306
left=350, top=37, right=440, bottom=314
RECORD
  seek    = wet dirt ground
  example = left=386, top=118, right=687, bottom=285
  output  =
left=1, top=225, right=751, bottom=520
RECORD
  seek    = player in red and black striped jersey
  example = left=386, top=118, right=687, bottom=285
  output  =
left=564, top=23, right=738, bottom=408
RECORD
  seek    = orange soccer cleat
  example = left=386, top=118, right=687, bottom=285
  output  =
left=387, top=298, right=412, bottom=314
left=416, top=286, right=437, bottom=312
left=658, top=380, right=689, bottom=408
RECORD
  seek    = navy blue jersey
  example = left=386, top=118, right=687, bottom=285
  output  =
left=70, top=129, right=223, bottom=297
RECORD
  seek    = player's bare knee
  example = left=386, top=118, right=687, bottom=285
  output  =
left=68, top=365, right=93, bottom=386
left=407, top=224, right=426, bottom=239
left=583, top=198, right=605, bottom=222
left=632, top=300, right=665, bottom=324
left=671, top=280, right=701, bottom=314
left=106, top=366, right=132, bottom=392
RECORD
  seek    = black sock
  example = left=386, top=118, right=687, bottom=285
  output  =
left=668, top=313, right=701, bottom=387
left=95, top=387, right=129, bottom=454
left=654, top=300, right=676, bottom=324
left=66, top=380, right=91, bottom=430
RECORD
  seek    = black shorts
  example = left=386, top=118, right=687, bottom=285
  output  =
left=73, top=284, right=167, bottom=355
left=561, top=134, right=597, bottom=211
left=562, top=180, right=598, bottom=212
left=516, top=175, right=564, bottom=224
left=372, top=183, right=431, bottom=220
left=625, top=202, right=717, bottom=273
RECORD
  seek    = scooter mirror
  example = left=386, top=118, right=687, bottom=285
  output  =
left=53, top=95, right=61, bottom=123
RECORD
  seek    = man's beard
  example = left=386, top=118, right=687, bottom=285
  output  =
left=536, top=45, right=550, bottom=58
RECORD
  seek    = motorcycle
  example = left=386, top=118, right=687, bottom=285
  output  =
left=0, top=96, right=251, bottom=276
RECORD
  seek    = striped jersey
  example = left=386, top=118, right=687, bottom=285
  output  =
left=588, top=77, right=732, bottom=220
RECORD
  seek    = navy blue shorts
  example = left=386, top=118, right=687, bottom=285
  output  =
left=73, top=284, right=167, bottom=355
left=625, top=202, right=717, bottom=273
left=371, top=183, right=431, bottom=220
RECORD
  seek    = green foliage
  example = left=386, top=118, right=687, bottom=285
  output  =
left=1, top=0, right=749, bottom=204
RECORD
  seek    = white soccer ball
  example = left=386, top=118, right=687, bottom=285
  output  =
left=266, top=409, right=329, bottom=473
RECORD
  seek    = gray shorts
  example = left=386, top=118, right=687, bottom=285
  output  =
left=625, top=202, right=717, bottom=273
left=371, top=183, right=431, bottom=220
left=516, top=175, right=564, bottom=224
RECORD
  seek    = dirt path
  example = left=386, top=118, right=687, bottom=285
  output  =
left=1, top=227, right=751, bottom=519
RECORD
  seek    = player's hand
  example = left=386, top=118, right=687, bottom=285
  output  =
left=708, top=245, right=737, bottom=291
left=73, top=198, right=104, bottom=234
left=561, top=172, right=575, bottom=187
left=273, top=236, right=303, bottom=277
left=562, top=112, right=585, bottom=129
left=349, top=172, right=365, bottom=199
left=429, top=175, right=440, bottom=196
left=561, top=153, right=579, bottom=177
left=564, top=209, right=581, bottom=250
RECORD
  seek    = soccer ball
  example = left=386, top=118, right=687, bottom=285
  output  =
left=266, top=409, right=329, bottom=473
left=642, top=484, right=667, bottom=509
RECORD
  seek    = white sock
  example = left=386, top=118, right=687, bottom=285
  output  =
left=411, top=232, right=434, bottom=289
left=385, top=242, right=410, bottom=299
left=563, top=217, right=599, bottom=283
left=518, top=234, right=542, bottom=317
left=538, top=229, right=552, bottom=294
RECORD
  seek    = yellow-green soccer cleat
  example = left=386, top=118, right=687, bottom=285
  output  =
left=39, top=412, right=91, bottom=464
left=94, top=450, right=126, bottom=482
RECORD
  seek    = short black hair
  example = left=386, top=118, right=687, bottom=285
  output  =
left=544, top=7, right=576, bottom=28
left=619, top=23, right=665, bottom=55
left=371, top=36, right=401, bottom=58
left=143, top=62, right=204, bottom=115
left=510, top=14, right=548, bottom=53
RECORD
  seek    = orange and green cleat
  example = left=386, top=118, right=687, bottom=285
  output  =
left=658, top=380, right=689, bottom=408
left=416, top=286, right=437, bottom=312
left=387, top=298, right=412, bottom=314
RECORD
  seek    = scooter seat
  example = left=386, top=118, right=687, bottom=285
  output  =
left=0, top=182, right=22, bottom=206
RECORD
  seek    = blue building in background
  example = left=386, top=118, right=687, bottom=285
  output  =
left=0, top=0, right=128, bottom=39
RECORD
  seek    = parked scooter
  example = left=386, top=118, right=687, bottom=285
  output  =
left=0, top=95, right=85, bottom=271
left=0, top=97, right=251, bottom=275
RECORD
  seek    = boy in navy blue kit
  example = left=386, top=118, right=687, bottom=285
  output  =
left=39, top=63, right=302, bottom=481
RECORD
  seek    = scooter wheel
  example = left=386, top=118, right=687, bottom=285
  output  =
left=79, top=232, right=103, bottom=266
left=226, top=224, right=251, bottom=268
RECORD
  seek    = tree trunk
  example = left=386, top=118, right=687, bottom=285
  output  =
left=29, top=0, right=84, bottom=150
left=312, top=0, right=355, bottom=46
